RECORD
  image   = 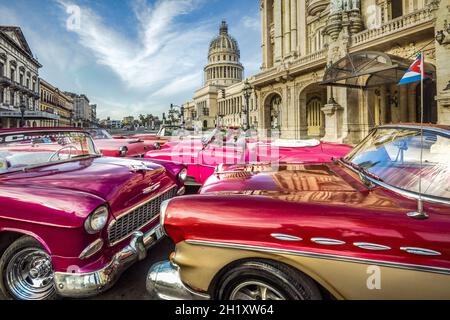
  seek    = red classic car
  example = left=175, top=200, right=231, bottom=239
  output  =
left=147, top=124, right=450, bottom=300
left=113, top=126, right=195, bottom=150
left=88, top=128, right=147, bottom=157
left=0, top=128, right=186, bottom=300
left=144, top=128, right=352, bottom=185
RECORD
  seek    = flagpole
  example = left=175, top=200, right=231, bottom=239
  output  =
left=418, top=51, right=424, bottom=214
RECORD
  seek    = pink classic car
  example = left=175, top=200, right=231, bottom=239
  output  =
left=147, top=124, right=450, bottom=300
left=144, top=128, right=352, bottom=185
left=88, top=128, right=147, bottom=157
left=0, top=128, right=186, bottom=300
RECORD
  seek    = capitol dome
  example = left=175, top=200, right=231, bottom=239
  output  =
left=204, top=21, right=244, bottom=87
left=209, top=21, right=240, bottom=56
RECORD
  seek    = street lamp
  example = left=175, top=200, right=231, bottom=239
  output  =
left=242, top=79, right=253, bottom=131
left=19, top=97, right=27, bottom=128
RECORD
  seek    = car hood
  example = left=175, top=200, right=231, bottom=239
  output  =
left=1, top=157, right=173, bottom=217
left=200, top=162, right=365, bottom=196
left=94, top=138, right=141, bottom=149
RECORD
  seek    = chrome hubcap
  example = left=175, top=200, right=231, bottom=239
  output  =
left=6, top=248, right=55, bottom=300
left=229, top=281, right=286, bottom=300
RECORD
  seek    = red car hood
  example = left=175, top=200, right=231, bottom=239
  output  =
left=200, top=162, right=365, bottom=197
left=1, top=157, right=173, bottom=218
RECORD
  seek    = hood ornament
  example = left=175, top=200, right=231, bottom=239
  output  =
left=129, top=162, right=152, bottom=173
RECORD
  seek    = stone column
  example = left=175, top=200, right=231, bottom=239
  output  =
left=322, top=99, right=344, bottom=142
left=399, top=84, right=408, bottom=121
left=274, top=0, right=283, bottom=63
left=379, top=85, right=387, bottom=124
left=434, top=0, right=450, bottom=125
left=283, top=0, right=291, bottom=55
left=290, top=0, right=297, bottom=55
left=297, top=0, right=307, bottom=56
left=261, top=0, right=269, bottom=69
left=408, top=85, right=417, bottom=122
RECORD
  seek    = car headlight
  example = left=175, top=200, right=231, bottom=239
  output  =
left=178, top=168, right=187, bottom=181
left=84, top=206, right=109, bottom=234
left=119, top=146, right=128, bottom=156
left=160, top=199, right=171, bottom=236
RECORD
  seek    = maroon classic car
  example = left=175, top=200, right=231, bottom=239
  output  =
left=0, top=128, right=186, bottom=300
left=147, top=124, right=450, bottom=300
left=88, top=128, right=147, bottom=157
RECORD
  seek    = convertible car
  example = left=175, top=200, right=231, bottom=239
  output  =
left=144, top=128, right=352, bottom=185
left=147, top=124, right=450, bottom=300
left=88, top=128, right=147, bottom=157
left=0, top=127, right=186, bottom=300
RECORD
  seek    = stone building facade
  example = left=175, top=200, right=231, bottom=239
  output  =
left=0, top=26, right=59, bottom=128
left=65, top=92, right=93, bottom=128
left=39, top=78, right=74, bottom=127
left=182, top=1, right=450, bottom=143
left=253, top=0, right=450, bottom=143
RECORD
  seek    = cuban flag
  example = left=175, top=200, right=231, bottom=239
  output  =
left=399, top=53, right=425, bottom=85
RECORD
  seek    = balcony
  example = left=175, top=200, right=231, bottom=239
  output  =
left=307, top=0, right=329, bottom=16
left=0, top=109, right=60, bottom=120
left=351, top=8, right=434, bottom=49
left=0, top=76, right=12, bottom=87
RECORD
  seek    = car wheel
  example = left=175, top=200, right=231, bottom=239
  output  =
left=217, top=260, right=322, bottom=300
left=0, top=236, right=56, bottom=300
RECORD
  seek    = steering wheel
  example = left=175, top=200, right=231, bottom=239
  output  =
left=48, top=146, right=78, bottom=162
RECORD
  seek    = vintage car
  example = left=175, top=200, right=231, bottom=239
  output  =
left=144, top=128, right=352, bottom=185
left=147, top=124, right=450, bottom=300
left=113, top=125, right=195, bottom=149
left=88, top=128, right=147, bottom=157
left=0, top=127, right=186, bottom=300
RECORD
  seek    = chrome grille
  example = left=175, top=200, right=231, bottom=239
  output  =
left=108, top=187, right=177, bottom=245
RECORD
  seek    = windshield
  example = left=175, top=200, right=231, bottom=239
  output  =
left=0, top=131, right=100, bottom=173
left=344, top=127, right=449, bottom=199
left=88, top=129, right=113, bottom=140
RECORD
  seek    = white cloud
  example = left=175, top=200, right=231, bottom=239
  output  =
left=242, top=15, right=260, bottom=31
left=56, top=0, right=212, bottom=90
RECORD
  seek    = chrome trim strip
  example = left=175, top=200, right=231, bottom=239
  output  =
left=353, top=242, right=391, bottom=251
left=340, top=161, right=450, bottom=206
left=311, top=238, right=346, bottom=245
left=270, top=234, right=303, bottom=242
left=185, top=239, right=450, bottom=276
left=400, top=247, right=442, bottom=256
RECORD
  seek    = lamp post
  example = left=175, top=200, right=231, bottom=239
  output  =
left=242, top=79, right=253, bottom=131
left=19, top=97, right=26, bottom=128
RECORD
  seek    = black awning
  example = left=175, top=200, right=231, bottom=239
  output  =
left=320, top=51, right=436, bottom=89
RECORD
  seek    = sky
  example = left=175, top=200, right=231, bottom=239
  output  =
left=0, top=0, right=262, bottom=120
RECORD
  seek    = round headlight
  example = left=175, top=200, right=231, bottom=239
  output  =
left=85, top=206, right=109, bottom=234
left=119, top=146, right=128, bottom=156
left=178, top=168, right=187, bottom=181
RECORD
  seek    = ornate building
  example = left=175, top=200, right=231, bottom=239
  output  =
left=253, top=0, right=449, bottom=143
left=40, top=79, right=74, bottom=127
left=184, top=21, right=246, bottom=129
left=182, top=1, right=449, bottom=141
left=0, top=26, right=59, bottom=128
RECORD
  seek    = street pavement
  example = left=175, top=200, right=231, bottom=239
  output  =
left=89, top=237, right=174, bottom=300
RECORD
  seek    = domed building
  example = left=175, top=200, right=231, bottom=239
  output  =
left=183, top=21, right=248, bottom=129
left=204, top=21, right=243, bottom=86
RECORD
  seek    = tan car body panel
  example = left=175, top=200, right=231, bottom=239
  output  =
left=174, top=241, right=450, bottom=300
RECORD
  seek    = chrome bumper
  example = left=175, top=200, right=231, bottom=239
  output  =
left=146, top=261, right=210, bottom=300
left=54, top=225, right=162, bottom=298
